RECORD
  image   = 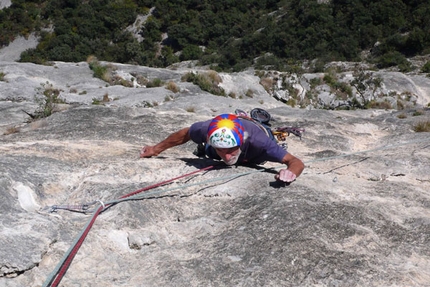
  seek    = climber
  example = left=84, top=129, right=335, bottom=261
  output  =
left=140, top=113, right=304, bottom=183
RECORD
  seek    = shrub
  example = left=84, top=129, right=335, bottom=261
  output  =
left=102, top=93, right=110, bottom=102
left=255, top=70, right=265, bottom=78
left=87, top=56, right=109, bottom=80
left=245, top=89, right=254, bottom=98
left=181, top=72, right=225, bottom=96
left=0, top=72, right=6, bottom=81
left=286, top=98, right=296, bottom=107
left=413, top=120, right=430, bottom=132
left=323, top=68, right=338, bottom=86
left=133, top=74, right=149, bottom=86
left=396, top=100, right=405, bottom=110
left=141, top=101, right=154, bottom=108
left=333, top=82, right=353, bottom=98
left=92, top=98, right=102, bottom=105
left=421, top=61, right=430, bottom=73
left=3, top=126, right=20, bottom=135
left=309, top=77, right=323, bottom=89
left=87, top=56, right=118, bottom=83
left=186, top=106, right=196, bottom=113
left=366, top=100, right=392, bottom=110
left=146, top=78, right=163, bottom=88
left=376, top=51, right=410, bottom=70
left=165, top=81, right=179, bottom=93
left=397, top=113, right=407, bottom=119
left=33, top=82, right=65, bottom=119
left=412, top=110, right=424, bottom=116
left=110, top=75, right=133, bottom=87
left=228, top=92, right=237, bottom=99
left=92, top=94, right=110, bottom=105
left=260, top=77, right=274, bottom=93
left=207, top=70, right=222, bottom=85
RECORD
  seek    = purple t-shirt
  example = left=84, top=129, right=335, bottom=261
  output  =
left=189, top=119, right=288, bottom=164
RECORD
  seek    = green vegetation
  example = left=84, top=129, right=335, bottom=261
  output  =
left=87, top=56, right=112, bottom=82
left=92, top=93, right=110, bottom=105
left=412, top=110, right=424, bottom=116
left=0, top=72, right=6, bottom=81
left=1, top=0, right=429, bottom=71
left=422, top=61, right=430, bottom=73
left=181, top=71, right=225, bottom=96
left=33, top=82, right=65, bottom=119
left=146, top=78, right=163, bottom=88
left=350, top=70, right=383, bottom=108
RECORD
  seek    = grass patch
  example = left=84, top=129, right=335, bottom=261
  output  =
left=146, top=78, right=164, bottom=88
left=165, top=81, right=179, bottom=93
left=181, top=71, right=225, bottom=96
left=412, top=110, right=424, bottom=116
left=228, top=92, right=237, bottom=99
left=413, top=120, right=430, bottom=132
left=245, top=89, right=254, bottom=98
left=366, top=100, right=392, bottom=110
left=92, top=93, right=111, bottom=105
left=3, top=126, right=20, bottom=135
left=87, top=56, right=110, bottom=81
left=260, top=77, right=274, bottom=93
left=186, top=106, right=196, bottom=113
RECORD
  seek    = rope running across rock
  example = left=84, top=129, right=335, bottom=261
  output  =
left=42, top=137, right=429, bottom=287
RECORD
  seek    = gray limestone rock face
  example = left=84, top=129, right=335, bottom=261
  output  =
left=0, top=61, right=429, bottom=287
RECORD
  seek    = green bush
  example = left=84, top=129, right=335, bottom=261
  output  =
left=3, top=0, right=430, bottom=71
left=146, top=78, right=163, bottom=88
left=87, top=56, right=109, bottom=80
left=33, top=82, right=65, bottom=119
left=309, top=77, right=323, bottom=89
left=181, top=72, right=225, bottom=96
left=376, top=51, right=410, bottom=70
left=323, top=70, right=337, bottom=86
left=421, top=61, right=430, bottom=73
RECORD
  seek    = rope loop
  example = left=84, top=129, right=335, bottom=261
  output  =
left=97, top=200, right=106, bottom=210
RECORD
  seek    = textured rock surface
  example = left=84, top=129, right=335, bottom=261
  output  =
left=0, top=61, right=429, bottom=287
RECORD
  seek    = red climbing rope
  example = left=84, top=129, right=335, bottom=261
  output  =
left=46, top=165, right=215, bottom=287
left=120, top=165, right=215, bottom=199
left=50, top=205, right=104, bottom=287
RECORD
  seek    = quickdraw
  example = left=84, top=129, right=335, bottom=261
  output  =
left=273, top=126, right=305, bottom=140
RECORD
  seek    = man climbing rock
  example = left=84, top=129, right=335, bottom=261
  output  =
left=140, top=113, right=304, bottom=183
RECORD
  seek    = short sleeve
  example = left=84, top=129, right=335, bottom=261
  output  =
left=189, top=120, right=211, bottom=144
